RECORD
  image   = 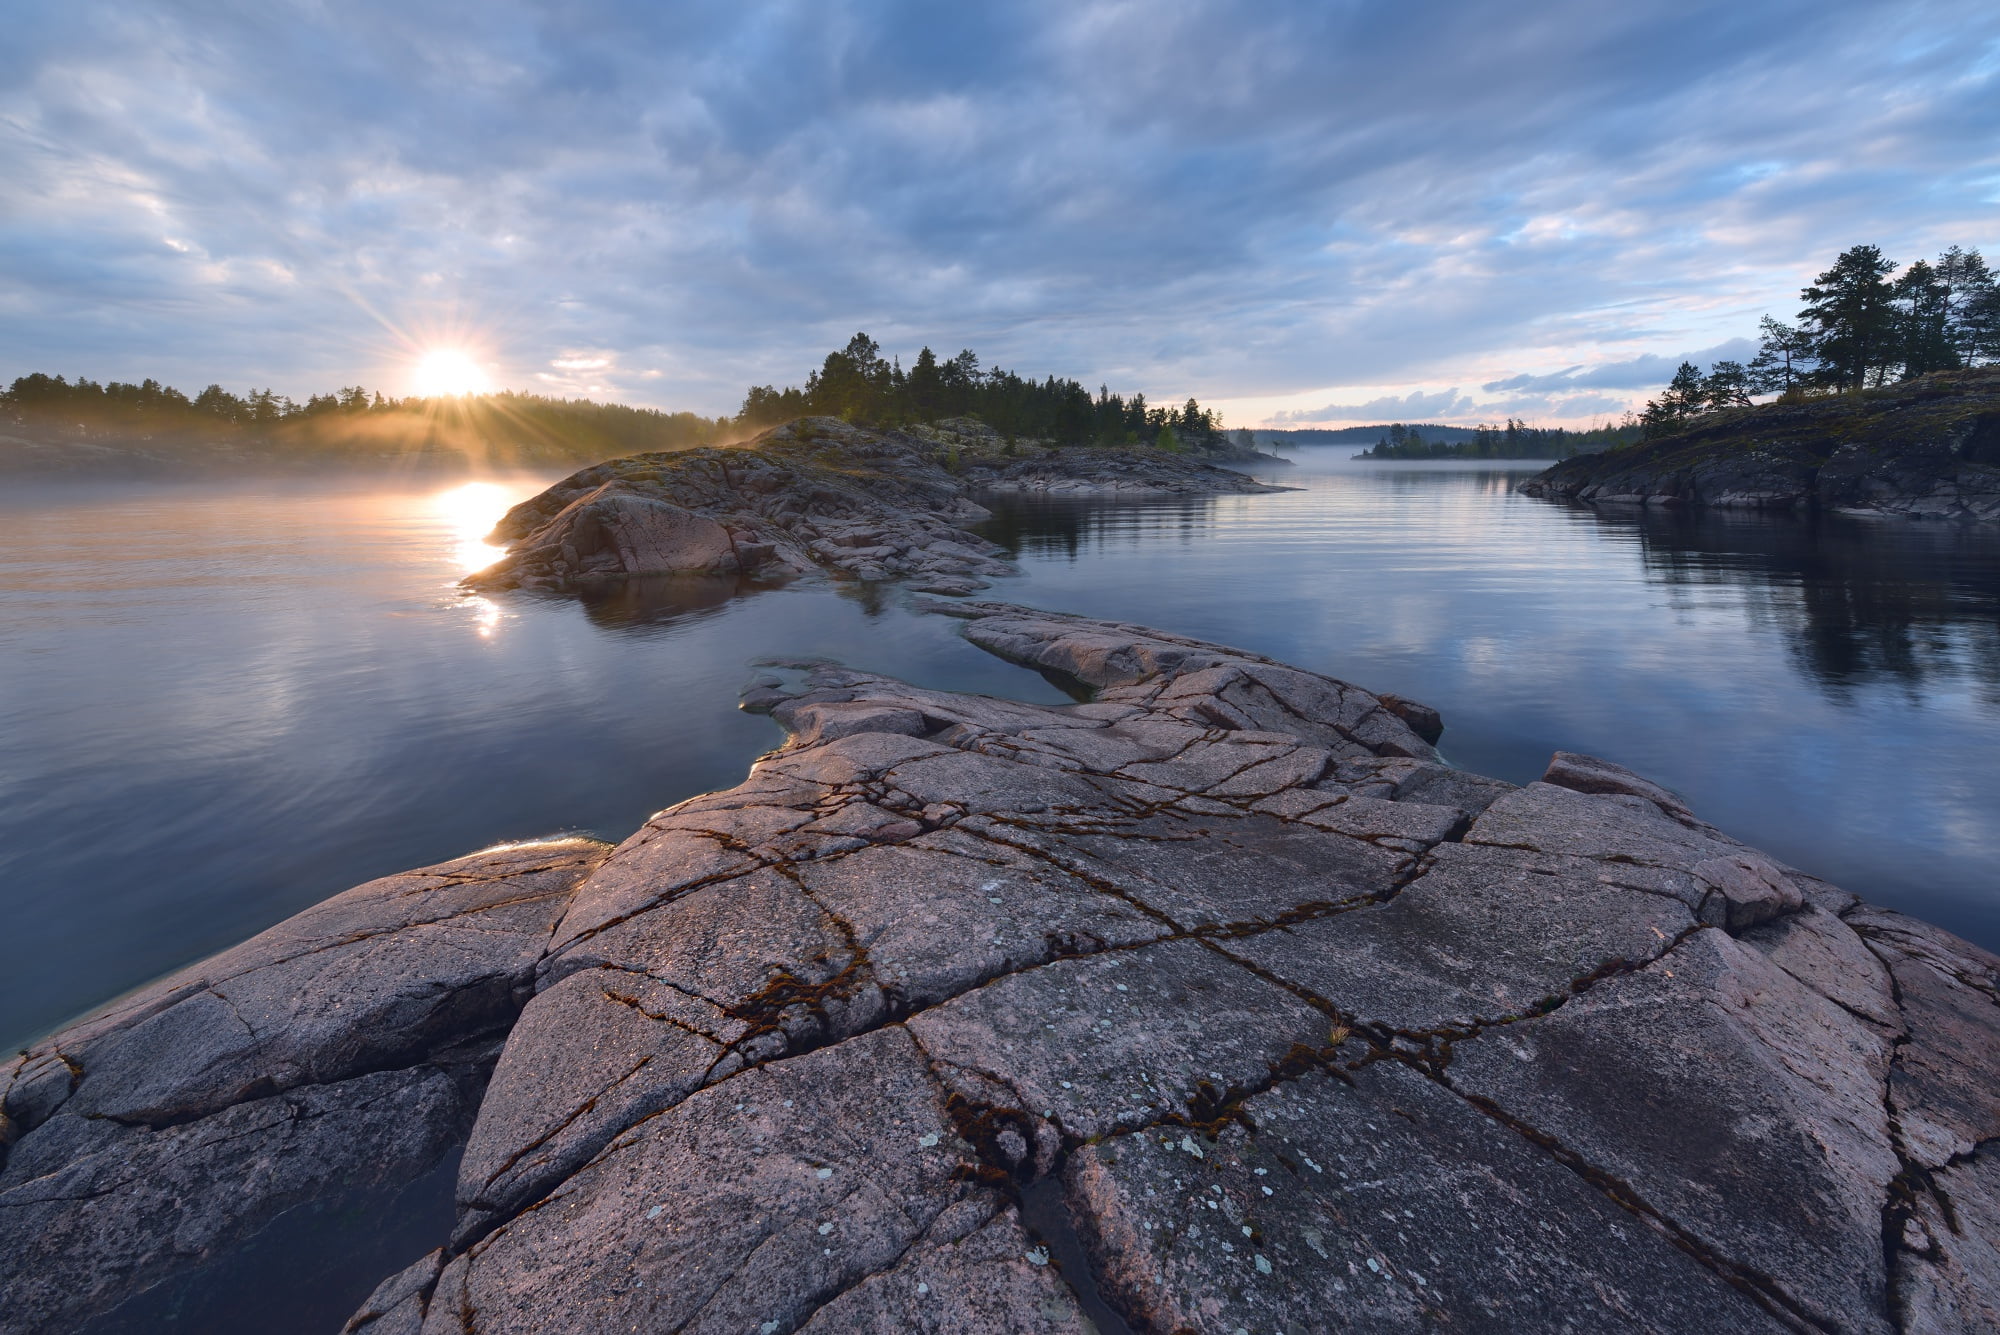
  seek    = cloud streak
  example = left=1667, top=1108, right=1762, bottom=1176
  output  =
left=0, top=0, right=1995, bottom=423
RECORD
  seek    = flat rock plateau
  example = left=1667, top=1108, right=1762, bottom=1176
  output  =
left=5, top=601, right=1998, bottom=1334
left=463, top=416, right=1287, bottom=596
left=1520, top=368, right=2000, bottom=520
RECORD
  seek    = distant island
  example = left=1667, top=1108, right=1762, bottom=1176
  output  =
left=735, top=333, right=1271, bottom=461
left=1348, top=419, right=1635, bottom=461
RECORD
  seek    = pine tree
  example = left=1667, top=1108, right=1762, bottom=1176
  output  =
left=1701, top=361, right=1752, bottom=409
left=1937, top=246, right=1998, bottom=366
left=1799, top=245, right=1899, bottom=390
left=1639, top=363, right=1707, bottom=438
left=1747, top=316, right=1816, bottom=395
left=908, top=347, right=942, bottom=419
left=1893, top=260, right=1959, bottom=378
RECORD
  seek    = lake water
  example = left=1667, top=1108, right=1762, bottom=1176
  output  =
left=5, top=452, right=2000, bottom=1057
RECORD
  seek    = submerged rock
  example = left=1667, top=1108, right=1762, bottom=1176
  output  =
left=5, top=605, right=1998, bottom=1333
left=463, top=416, right=1284, bottom=595
left=1520, top=367, right=2000, bottom=520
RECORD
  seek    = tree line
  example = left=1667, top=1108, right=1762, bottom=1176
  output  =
left=1, top=373, right=728, bottom=460
left=738, top=333, right=1229, bottom=450
left=5, top=371, right=393, bottom=427
left=1639, top=244, right=1998, bottom=436
left=1356, top=418, right=1637, bottom=460
left=9, top=333, right=1243, bottom=461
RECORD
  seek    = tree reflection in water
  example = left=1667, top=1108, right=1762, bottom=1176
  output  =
left=1598, top=506, right=2000, bottom=707
left=982, top=487, right=2000, bottom=710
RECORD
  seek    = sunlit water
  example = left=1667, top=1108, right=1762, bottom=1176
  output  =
left=5, top=454, right=1999, bottom=1061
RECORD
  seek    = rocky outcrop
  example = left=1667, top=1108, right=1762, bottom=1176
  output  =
left=6, top=606, right=1999, bottom=1333
left=464, top=417, right=1284, bottom=594
left=961, top=448, right=1287, bottom=496
left=1520, top=368, right=2000, bottom=520
left=911, top=416, right=1293, bottom=473
left=0, top=838, right=608, bottom=1334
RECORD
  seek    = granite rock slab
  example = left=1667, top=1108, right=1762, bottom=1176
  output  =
left=7, top=605, right=1998, bottom=1334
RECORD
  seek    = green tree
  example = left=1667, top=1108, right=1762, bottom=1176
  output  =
left=1746, top=316, right=1816, bottom=395
left=1937, top=246, right=1998, bottom=365
left=1639, top=362, right=1706, bottom=437
left=1800, top=245, right=1899, bottom=390
left=907, top=346, right=943, bottom=418
left=1893, top=259, right=1959, bottom=378
left=1700, top=360, right=1753, bottom=409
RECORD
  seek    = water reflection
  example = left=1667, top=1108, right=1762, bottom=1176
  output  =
left=969, top=456, right=2000, bottom=951
left=571, top=573, right=773, bottom=631
left=6, top=462, right=2000, bottom=1059
left=1589, top=505, right=2000, bottom=706
left=978, top=495, right=1221, bottom=560
left=983, top=480, right=2000, bottom=708
left=433, top=481, right=516, bottom=575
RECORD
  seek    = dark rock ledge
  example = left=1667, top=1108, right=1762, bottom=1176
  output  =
left=462, top=417, right=1286, bottom=596
left=1518, top=368, right=2000, bottom=521
left=6, top=604, right=2000, bottom=1334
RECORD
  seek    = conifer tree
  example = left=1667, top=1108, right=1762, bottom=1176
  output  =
left=1747, top=316, right=1816, bottom=395
left=1937, top=246, right=1998, bottom=366
left=1800, top=245, right=1899, bottom=390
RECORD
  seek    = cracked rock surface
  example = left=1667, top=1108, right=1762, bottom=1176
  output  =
left=462, top=416, right=1281, bottom=595
left=6, top=604, right=1998, bottom=1334
left=0, top=838, right=608, bottom=1334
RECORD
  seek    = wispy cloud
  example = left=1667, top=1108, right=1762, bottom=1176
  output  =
left=1480, top=339, right=1760, bottom=394
left=1272, top=390, right=1480, bottom=425
left=0, top=0, right=1995, bottom=422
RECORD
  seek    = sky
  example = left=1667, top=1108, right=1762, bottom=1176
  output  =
left=3, top=1, right=1997, bottom=428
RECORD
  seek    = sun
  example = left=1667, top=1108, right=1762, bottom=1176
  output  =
left=410, top=347, right=492, bottom=397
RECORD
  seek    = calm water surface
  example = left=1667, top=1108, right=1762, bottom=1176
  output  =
left=5, top=452, right=2000, bottom=1056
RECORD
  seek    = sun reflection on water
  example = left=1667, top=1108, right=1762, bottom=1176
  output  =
left=465, top=593, right=503, bottom=638
left=435, top=481, right=514, bottom=575
left=432, top=481, right=526, bottom=639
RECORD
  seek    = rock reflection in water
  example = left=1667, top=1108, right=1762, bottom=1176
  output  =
left=976, top=494, right=1220, bottom=561
left=570, top=572, right=772, bottom=631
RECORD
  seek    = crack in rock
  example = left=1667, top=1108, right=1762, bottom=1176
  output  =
left=9, top=606, right=1997, bottom=1335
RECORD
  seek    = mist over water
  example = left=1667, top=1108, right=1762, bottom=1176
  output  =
left=4, top=452, right=1998, bottom=1052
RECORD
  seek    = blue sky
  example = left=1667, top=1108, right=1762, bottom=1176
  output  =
left=3, top=1, right=1996, bottom=426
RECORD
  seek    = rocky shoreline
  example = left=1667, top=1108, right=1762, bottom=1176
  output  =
left=1520, top=368, right=2000, bottom=520
left=4, top=602, right=1997, bottom=1333
left=464, top=417, right=1286, bottom=595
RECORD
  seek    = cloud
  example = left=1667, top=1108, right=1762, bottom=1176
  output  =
left=0, top=0, right=1996, bottom=418
left=1481, top=339, right=1760, bottom=394
left=1273, top=389, right=1480, bottom=424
